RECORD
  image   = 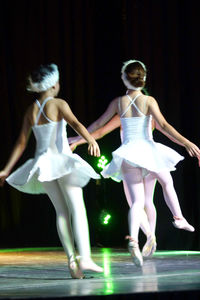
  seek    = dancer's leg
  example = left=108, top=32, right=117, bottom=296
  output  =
left=57, top=176, right=103, bottom=272
left=122, top=163, right=145, bottom=266
left=155, top=171, right=194, bottom=232
left=42, top=180, right=84, bottom=279
left=122, top=166, right=145, bottom=241
left=123, top=180, right=152, bottom=237
left=143, top=174, right=157, bottom=234
left=141, top=174, right=157, bottom=257
left=42, top=180, right=75, bottom=258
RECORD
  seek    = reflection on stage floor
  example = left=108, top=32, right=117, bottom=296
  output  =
left=0, top=247, right=200, bottom=299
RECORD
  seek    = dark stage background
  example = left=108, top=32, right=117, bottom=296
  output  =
left=0, top=0, right=199, bottom=251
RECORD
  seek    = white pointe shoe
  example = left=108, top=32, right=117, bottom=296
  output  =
left=126, top=236, right=143, bottom=267
left=172, top=217, right=195, bottom=232
left=79, top=258, right=103, bottom=273
left=142, top=234, right=157, bottom=258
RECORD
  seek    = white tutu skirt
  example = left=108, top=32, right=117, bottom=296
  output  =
left=101, top=140, right=184, bottom=181
left=6, top=150, right=100, bottom=194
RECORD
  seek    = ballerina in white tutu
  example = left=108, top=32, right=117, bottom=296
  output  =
left=69, top=111, right=199, bottom=259
left=0, top=63, right=103, bottom=278
left=69, top=60, right=200, bottom=267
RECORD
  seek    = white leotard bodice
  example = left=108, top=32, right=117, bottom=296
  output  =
left=33, top=97, right=70, bottom=156
left=119, top=94, right=153, bottom=143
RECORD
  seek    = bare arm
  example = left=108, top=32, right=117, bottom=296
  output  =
left=68, top=97, right=119, bottom=145
left=69, top=115, right=121, bottom=151
left=154, top=121, right=183, bottom=146
left=148, top=97, right=200, bottom=157
left=87, top=98, right=118, bottom=131
left=0, top=109, right=32, bottom=186
left=58, top=100, right=100, bottom=157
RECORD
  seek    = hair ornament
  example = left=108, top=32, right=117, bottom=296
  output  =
left=27, top=64, right=59, bottom=93
left=121, top=59, right=146, bottom=90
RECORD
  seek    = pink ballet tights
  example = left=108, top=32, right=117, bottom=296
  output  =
left=123, top=167, right=186, bottom=239
left=153, top=171, right=183, bottom=218
left=122, top=163, right=146, bottom=242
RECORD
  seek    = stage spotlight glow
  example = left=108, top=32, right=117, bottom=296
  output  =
left=97, top=155, right=109, bottom=170
left=100, top=210, right=112, bottom=226
left=103, top=214, right=111, bottom=225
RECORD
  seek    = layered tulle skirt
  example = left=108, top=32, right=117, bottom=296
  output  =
left=101, top=139, right=184, bottom=181
left=6, top=149, right=100, bottom=194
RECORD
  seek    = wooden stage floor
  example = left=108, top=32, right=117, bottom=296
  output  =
left=0, top=247, right=200, bottom=299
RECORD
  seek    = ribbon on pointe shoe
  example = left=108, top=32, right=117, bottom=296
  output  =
left=68, top=255, right=85, bottom=279
left=125, top=235, right=143, bottom=267
left=125, top=235, right=138, bottom=246
left=142, top=234, right=157, bottom=258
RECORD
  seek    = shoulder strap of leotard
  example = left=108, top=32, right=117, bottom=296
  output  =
left=126, top=94, right=146, bottom=116
left=120, top=94, right=142, bottom=117
left=35, top=97, right=54, bottom=125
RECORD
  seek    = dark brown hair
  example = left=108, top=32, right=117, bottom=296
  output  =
left=125, top=62, right=146, bottom=88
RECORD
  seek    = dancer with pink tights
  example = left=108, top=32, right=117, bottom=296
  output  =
left=69, top=114, right=197, bottom=258
left=68, top=60, right=200, bottom=267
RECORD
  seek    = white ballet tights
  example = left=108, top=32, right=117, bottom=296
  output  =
left=122, top=163, right=145, bottom=242
left=42, top=176, right=91, bottom=262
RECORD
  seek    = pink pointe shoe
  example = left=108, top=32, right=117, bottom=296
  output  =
left=142, top=234, right=157, bottom=258
left=172, top=216, right=195, bottom=232
left=79, top=258, right=103, bottom=273
left=125, top=236, right=143, bottom=267
left=68, top=255, right=85, bottom=279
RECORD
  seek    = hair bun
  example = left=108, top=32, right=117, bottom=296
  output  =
left=121, top=60, right=146, bottom=90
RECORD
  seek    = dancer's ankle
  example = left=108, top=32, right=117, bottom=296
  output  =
left=146, top=232, right=155, bottom=239
left=173, top=215, right=184, bottom=221
left=125, top=235, right=138, bottom=243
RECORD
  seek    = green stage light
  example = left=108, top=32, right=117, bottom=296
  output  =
left=100, top=210, right=112, bottom=226
left=97, top=155, right=109, bottom=169
left=103, top=214, right=111, bottom=225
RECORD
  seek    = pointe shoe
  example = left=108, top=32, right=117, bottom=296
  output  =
left=142, top=234, right=157, bottom=258
left=68, top=255, right=85, bottom=279
left=125, top=236, right=143, bottom=267
left=172, top=217, right=195, bottom=232
left=79, top=258, right=103, bottom=273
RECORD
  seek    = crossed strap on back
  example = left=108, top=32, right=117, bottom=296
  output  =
left=35, top=97, right=54, bottom=125
left=120, top=94, right=145, bottom=118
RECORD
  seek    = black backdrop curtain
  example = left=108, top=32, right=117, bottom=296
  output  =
left=0, top=0, right=199, bottom=250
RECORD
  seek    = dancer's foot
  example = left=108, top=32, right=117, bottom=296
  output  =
left=142, top=234, right=157, bottom=258
left=172, top=216, right=195, bottom=232
left=79, top=258, right=103, bottom=273
left=125, top=236, right=143, bottom=267
left=68, top=255, right=85, bottom=279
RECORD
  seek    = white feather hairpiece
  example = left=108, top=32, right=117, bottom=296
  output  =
left=27, top=64, right=59, bottom=93
left=121, top=60, right=146, bottom=90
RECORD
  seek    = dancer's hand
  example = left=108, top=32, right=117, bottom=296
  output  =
left=0, top=170, right=9, bottom=187
left=184, top=141, right=200, bottom=158
left=88, top=141, right=100, bottom=157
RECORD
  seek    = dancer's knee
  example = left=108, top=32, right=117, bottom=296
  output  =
left=157, top=172, right=174, bottom=189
